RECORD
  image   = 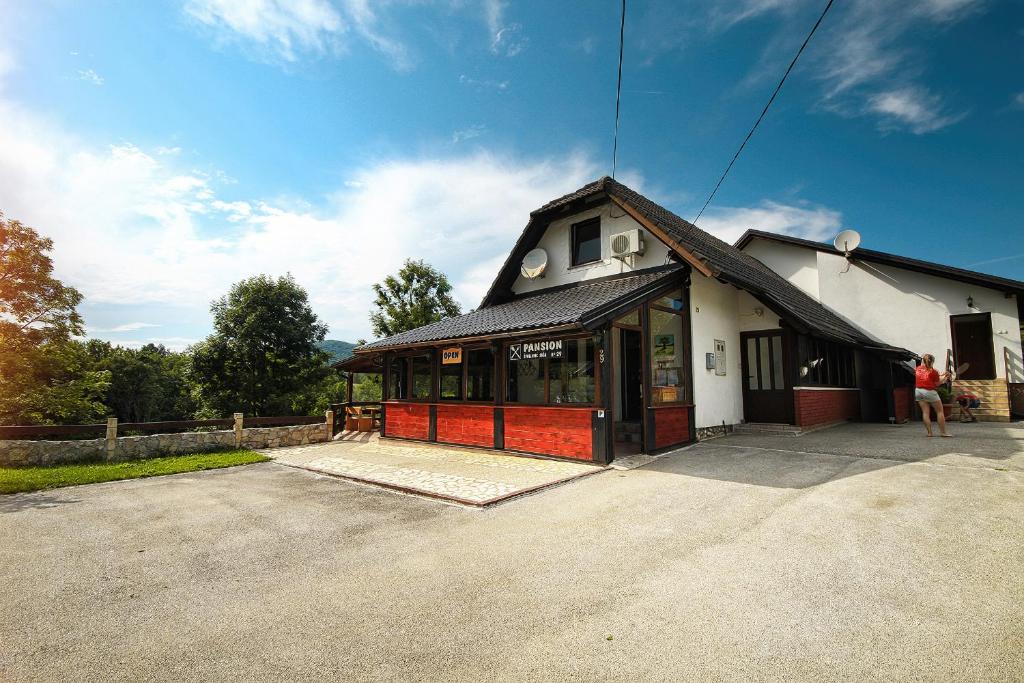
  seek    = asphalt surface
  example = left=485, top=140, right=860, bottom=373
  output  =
left=2, top=422, right=1022, bottom=681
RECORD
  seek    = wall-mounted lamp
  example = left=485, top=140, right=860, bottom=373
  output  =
left=967, top=295, right=974, bottom=309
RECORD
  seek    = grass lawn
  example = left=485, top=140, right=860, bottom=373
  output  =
left=0, top=449, right=270, bottom=495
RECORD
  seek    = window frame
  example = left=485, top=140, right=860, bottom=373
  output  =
left=570, top=217, right=602, bottom=268
left=504, top=333, right=601, bottom=407
left=437, top=344, right=496, bottom=404
left=647, top=290, right=691, bottom=406
left=797, top=336, right=857, bottom=388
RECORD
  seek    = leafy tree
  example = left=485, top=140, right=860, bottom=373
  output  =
left=190, top=274, right=330, bottom=416
left=85, top=341, right=197, bottom=422
left=0, top=213, right=83, bottom=353
left=0, top=340, right=110, bottom=425
left=0, top=214, right=107, bottom=424
left=369, top=259, right=461, bottom=338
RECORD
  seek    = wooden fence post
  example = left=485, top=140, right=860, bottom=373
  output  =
left=325, top=409, right=335, bottom=440
left=234, top=413, right=244, bottom=448
left=105, top=417, right=118, bottom=458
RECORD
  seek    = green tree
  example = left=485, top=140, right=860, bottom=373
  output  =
left=369, top=259, right=461, bottom=338
left=0, top=214, right=108, bottom=424
left=85, top=341, right=197, bottom=422
left=0, top=213, right=83, bottom=353
left=190, top=274, right=330, bottom=416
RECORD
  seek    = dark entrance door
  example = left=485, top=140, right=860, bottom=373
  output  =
left=621, top=329, right=643, bottom=421
left=951, top=313, right=996, bottom=379
left=741, top=330, right=793, bottom=424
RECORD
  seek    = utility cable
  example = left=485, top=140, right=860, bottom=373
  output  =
left=611, top=0, right=626, bottom=179
left=692, top=0, right=835, bottom=224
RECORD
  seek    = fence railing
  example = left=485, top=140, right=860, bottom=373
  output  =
left=0, top=414, right=328, bottom=441
left=328, top=402, right=382, bottom=434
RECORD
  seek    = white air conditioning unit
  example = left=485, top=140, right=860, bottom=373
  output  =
left=610, top=229, right=644, bottom=260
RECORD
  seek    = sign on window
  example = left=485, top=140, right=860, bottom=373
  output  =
left=509, top=339, right=564, bottom=360
left=441, top=348, right=462, bottom=364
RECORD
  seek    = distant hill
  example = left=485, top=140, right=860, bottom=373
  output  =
left=319, top=340, right=357, bottom=364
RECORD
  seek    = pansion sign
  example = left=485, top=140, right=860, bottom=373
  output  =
left=508, top=339, right=564, bottom=361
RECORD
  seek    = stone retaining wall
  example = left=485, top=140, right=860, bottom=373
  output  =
left=0, top=419, right=331, bottom=467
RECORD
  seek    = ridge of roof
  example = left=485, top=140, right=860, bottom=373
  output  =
left=735, top=229, right=1024, bottom=293
left=480, top=176, right=912, bottom=357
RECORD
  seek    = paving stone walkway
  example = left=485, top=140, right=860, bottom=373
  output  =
left=263, top=435, right=605, bottom=506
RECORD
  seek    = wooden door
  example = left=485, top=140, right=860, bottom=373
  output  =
left=951, top=313, right=995, bottom=379
left=741, top=330, right=793, bottom=424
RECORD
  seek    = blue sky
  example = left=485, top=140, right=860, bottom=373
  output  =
left=1, top=0, right=1022, bottom=347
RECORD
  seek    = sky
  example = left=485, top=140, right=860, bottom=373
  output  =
left=0, top=0, right=1022, bottom=349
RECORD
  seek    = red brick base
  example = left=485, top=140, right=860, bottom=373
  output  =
left=793, top=388, right=860, bottom=427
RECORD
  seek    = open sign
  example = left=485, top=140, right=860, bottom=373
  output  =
left=441, top=348, right=462, bottom=364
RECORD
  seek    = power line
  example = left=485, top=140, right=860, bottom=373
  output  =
left=692, top=0, right=835, bottom=224
left=611, top=0, right=626, bottom=179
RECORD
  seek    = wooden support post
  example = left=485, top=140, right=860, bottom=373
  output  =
left=346, top=372, right=354, bottom=404
left=234, top=413, right=244, bottom=448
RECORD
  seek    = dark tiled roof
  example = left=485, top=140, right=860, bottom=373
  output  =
left=358, top=266, right=683, bottom=351
left=482, top=176, right=912, bottom=356
left=735, top=229, right=1024, bottom=294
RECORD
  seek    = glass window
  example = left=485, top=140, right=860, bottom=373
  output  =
left=571, top=218, right=601, bottom=266
left=411, top=355, right=432, bottom=400
left=550, top=338, right=595, bottom=404
left=466, top=348, right=494, bottom=401
left=614, top=309, right=639, bottom=326
left=507, top=357, right=547, bottom=404
left=653, top=288, right=685, bottom=312
left=771, top=335, right=785, bottom=389
left=650, top=308, right=686, bottom=403
left=388, top=357, right=408, bottom=399
left=440, top=360, right=462, bottom=400
left=746, top=337, right=758, bottom=390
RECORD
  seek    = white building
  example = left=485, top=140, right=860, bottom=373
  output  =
left=737, top=230, right=1024, bottom=421
left=348, top=177, right=1022, bottom=464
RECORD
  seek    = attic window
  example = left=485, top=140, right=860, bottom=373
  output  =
left=571, top=218, right=601, bottom=267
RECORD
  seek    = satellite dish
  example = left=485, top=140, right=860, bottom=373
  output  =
left=833, top=229, right=862, bottom=255
left=521, top=248, right=548, bottom=279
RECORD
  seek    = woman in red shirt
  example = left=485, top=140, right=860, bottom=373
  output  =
left=915, top=353, right=951, bottom=437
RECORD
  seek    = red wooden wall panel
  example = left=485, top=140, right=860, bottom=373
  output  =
left=383, top=402, right=430, bottom=440
left=653, top=406, right=690, bottom=449
left=503, top=407, right=593, bottom=461
left=436, top=405, right=494, bottom=448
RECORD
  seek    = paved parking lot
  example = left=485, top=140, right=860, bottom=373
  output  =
left=1, top=422, right=1022, bottom=681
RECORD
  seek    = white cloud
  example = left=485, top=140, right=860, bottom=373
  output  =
left=184, top=0, right=346, bottom=62
left=183, top=0, right=415, bottom=68
left=451, top=124, right=486, bottom=143
left=0, top=90, right=600, bottom=341
left=867, top=87, right=967, bottom=134
left=1012, top=92, right=1024, bottom=110
left=88, top=322, right=161, bottom=333
left=77, top=69, right=104, bottom=86
left=483, top=0, right=527, bottom=56
left=696, top=200, right=843, bottom=245
left=458, top=74, right=508, bottom=91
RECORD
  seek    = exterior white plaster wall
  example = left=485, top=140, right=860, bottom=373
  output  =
left=511, top=203, right=676, bottom=295
left=689, top=275, right=744, bottom=428
left=736, top=290, right=786, bottom=333
left=741, top=240, right=821, bottom=300
left=813, top=251, right=1022, bottom=380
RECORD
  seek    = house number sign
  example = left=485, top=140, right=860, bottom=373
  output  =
left=441, top=348, right=462, bottom=364
left=509, top=339, right=564, bottom=361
